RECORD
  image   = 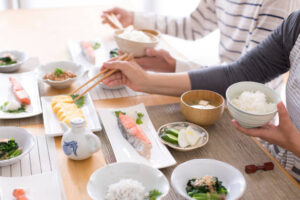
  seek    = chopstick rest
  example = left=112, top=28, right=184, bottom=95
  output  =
left=245, top=162, right=274, bottom=174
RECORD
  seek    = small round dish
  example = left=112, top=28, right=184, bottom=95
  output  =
left=171, top=159, right=246, bottom=200
left=87, top=162, right=169, bottom=200
left=158, top=122, right=209, bottom=151
left=37, top=61, right=85, bottom=89
left=0, top=50, right=28, bottom=73
left=0, top=127, right=35, bottom=167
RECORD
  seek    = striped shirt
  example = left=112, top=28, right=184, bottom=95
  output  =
left=134, top=0, right=298, bottom=90
left=188, top=10, right=300, bottom=182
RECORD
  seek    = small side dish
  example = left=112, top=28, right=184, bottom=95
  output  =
left=0, top=54, right=17, bottom=66
left=0, top=139, right=22, bottom=160
left=109, top=48, right=119, bottom=58
left=186, top=175, right=227, bottom=200
left=43, top=67, right=77, bottom=81
left=105, top=179, right=162, bottom=200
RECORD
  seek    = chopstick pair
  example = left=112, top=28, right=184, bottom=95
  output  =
left=106, top=13, right=124, bottom=29
left=71, top=53, right=134, bottom=102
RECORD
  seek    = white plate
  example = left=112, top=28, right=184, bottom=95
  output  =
left=0, top=72, right=42, bottom=119
left=171, top=159, right=246, bottom=200
left=0, top=50, right=28, bottom=73
left=87, top=162, right=169, bottom=200
left=0, top=171, right=64, bottom=200
left=98, top=103, right=176, bottom=169
left=41, top=93, right=102, bottom=136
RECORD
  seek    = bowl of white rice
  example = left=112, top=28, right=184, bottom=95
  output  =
left=87, top=162, right=169, bottom=200
left=226, top=81, right=281, bottom=128
left=114, top=28, right=159, bottom=57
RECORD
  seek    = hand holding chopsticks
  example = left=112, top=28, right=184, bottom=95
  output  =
left=71, top=53, right=134, bottom=102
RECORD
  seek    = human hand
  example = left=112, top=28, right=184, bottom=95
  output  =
left=232, top=102, right=300, bottom=155
left=135, top=48, right=176, bottom=72
left=101, top=7, right=134, bottom=29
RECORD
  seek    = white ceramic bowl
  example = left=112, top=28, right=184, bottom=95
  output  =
left=0, top=50, right=27, bottom=73
left=0, top=127, right=35, bottom=167
left=226, top=81, right=281, bottom=128
left=114, top=29, right=160, bottom=57
left=37, top=61, right=85, bottom=89
left=171, top=159, right=246, bottom=200
left=87, top=162, right=169, bottom=200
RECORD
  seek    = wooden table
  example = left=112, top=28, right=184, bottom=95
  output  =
left=0, top=6, right=299, bottom=200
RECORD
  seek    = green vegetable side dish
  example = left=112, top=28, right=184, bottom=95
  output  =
left=165, top=128, right=179, bottom=137
left=109, top=48, right=119, bottom=58
left=0, top=139, right=22, bottom=160
left=160, top=128, right=179, bottom=145
left=54, top=68, right=65, bottom=76
left=114, top=111, right=126, bottom=117
left=186, top=176, right=227, bottom=200
left=70, top=94, right=85, bottom=108
left=0, top=56, right=17, bottom=66
left=136, top=112, right=144, bottom=125
left=146, top=189, right=162, bottom=200
left=0, top=102, right=26, bottom=113
left=92, top=42, right=101, bottom=50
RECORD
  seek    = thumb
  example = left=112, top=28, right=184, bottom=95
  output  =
left=278, top=101, right=290, bottom=125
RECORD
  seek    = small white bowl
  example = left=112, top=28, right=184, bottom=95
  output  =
left=87, top=162, right=169, bottom=200
left=37, top=61, right=85, bottom=89
left=226, top=81, right=281, bottom=128
left=0, top=50, right=28, bottom=73
left=171, top=159, right=246, bottom=200
left=0, top=127, right=35, bottom=167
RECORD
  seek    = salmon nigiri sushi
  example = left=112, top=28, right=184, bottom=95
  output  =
left=9, top=77, right=31, bottom=105
left=80, top=41, right=96, bottom=64
left=117, top=113, right=152, bottom=159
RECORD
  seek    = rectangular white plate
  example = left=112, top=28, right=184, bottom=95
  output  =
left=0, top=72, right=42, bottom=119
left=98, top=103, right=176, bottom=169
left=0, top=171, right=64, bottom=200
left=41, top=93, right=102, bottom=136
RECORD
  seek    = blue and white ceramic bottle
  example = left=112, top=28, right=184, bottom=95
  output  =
left=61, top=118, right=101, bottom=160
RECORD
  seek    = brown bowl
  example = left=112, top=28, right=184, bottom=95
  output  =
left=180, top=90, right=225, bottom=126
left=114, top=29, right=159, bottom=57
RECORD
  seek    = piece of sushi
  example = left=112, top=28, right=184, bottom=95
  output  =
left=117, top=113, right=152, bottom=159
left=9, top=77, right=31, bottom=105
left=80, top=41, right=96, bottom=64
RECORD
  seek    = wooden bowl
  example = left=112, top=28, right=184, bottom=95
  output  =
left=114, top=29, right=159, bottom=57
left=180, top=90, right=225, bottom=126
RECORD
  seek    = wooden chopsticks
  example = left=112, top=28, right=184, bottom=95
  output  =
left=107, top=13, right=123, bottom=29
left=71, top=53, right=133, bottom=102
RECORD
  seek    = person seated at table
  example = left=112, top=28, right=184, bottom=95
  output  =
left=102, top=1, right=298, bottom=92
left=101, top=10, right=300, bottom=182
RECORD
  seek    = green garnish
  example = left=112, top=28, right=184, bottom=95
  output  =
left=109, top=48, right=119, bottom=58
left=54, top=68, right=65, bottom=76
left=0, top=102, right=26, bottom=113
left=146, top=189, right=162, bottom=200
left=92, top=42, right=101, bottom=50
left=136, top=112, right=144, bottom=125
left=0, top=56, right=17, bottom=66
left=0, top=139, right=22, bottom=160
left=71, top=94, right=85, bottom=108
left=114, top=110, right=126, bottom=117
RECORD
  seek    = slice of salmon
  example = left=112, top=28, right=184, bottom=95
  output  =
left=9, top=77, right=31, bottom=105
left=118, top=113, right=152, bottom=159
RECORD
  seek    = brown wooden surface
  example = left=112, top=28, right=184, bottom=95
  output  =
left=0, top=5, right=299, bottom=200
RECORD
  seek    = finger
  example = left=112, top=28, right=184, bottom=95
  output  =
left=102, top=13, right=118, bottom=28
left=277, top=101, right=290, bottom=125
left=107, top=79, right=125, bottom=86
left=145, top=48, right=165, bottom=58
left=232, top=120, right=263, bottom=137
left=102, top=72, right=122, bottom=84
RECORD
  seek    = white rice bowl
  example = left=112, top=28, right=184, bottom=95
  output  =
left=119, top=29, right=153, bottom=43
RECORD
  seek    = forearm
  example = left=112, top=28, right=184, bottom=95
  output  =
left=140, top=72, right=191, bottom=96
left=290, top=131, right=300, bottom=158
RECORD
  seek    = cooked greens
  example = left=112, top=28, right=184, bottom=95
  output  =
left=145, top=189, right=162, bottom=200
left=0, top=139, right=22, bottom=160
left=0, top=102, right=26, bottom=113
left=136, top=112, right=144, bottom=125
left=109, top=48, right=119, bottom=58
left=186, top=176, right=227, bottom=200
left=0, top=56, right=17, bottom=66
left=114, top=111, right=126, bottom=117
left=54, top=68, right=65, bottom=76
left=71, top=94, right=85, bottom=108
left=92, top=42, right=101, bottom=50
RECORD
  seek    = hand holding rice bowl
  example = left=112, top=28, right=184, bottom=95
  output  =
left=226, top=81, right=281, bottom=128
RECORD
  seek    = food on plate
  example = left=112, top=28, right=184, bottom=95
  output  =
left=9, top=77, right=31, bottom=105
left=109, top=48, right=119, bottom=58
left=116, top=112, right=152, bottom=159
left=0, top=139, right=22, bottom=160
left=51, top=95, right=85, bottom=126
left=186, top=175, right=227, bottom=200
left=0, top=100, right=26, bottom=113
left=160, top=126, right=204, bottom=148
left=191, top=100, right=216, bottom=109
left=231, top=90, right=276, bottom=114
left=80, top=41, right=101, bottom=64
left=43, top=67, right=76, bottom=81
left=105, top=179, right=162, bottom=200
left=71, top=94, right=85, bottom=108
left=13, top=188, right=29, bottom=200
left=119, top=29, right=154, bottom=43
left=0, top=54, right=17, bottom=66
